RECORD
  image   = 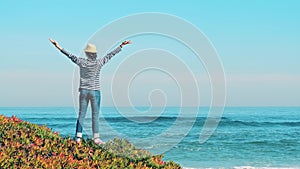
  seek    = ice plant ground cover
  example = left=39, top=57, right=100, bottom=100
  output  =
left=0, top=115, right=181, bottom=169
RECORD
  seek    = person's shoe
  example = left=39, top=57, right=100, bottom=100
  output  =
left=94, top=138, right=105, bottom=145
left=76, top=137, right=81, bottom=144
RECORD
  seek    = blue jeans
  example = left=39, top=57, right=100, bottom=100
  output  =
left=76, top=89, right=101, bottom=138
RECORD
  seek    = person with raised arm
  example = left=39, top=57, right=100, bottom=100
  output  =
left=49, top=38, right=131, bottom=144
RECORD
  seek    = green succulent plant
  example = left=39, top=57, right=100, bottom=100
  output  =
left=0, top=115, right=182, bottom=169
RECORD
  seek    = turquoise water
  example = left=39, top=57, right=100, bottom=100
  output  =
left=1, top=107, right=299, bottom=168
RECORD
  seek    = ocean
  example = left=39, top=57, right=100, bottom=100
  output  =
left=0, top=107, right=299, bottom=169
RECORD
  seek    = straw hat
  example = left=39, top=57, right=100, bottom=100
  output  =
left=84, top=43, right=97, bottom=53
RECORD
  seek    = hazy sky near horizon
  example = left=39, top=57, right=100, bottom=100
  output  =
left=0, top=0, right=299, bottom=107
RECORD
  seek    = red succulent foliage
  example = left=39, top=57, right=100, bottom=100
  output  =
left=0, top=115, right=182, bottom=169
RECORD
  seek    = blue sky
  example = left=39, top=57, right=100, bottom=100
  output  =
left=0, top=0, right=299, bottom=106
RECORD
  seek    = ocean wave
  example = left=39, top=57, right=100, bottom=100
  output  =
left=20, top=116, right=300, bottom=127
left=220, top=120, right=300, bottom=127
left=233, top=166, right=300, bottom=169
left=182, top=166, right=300, bottom=169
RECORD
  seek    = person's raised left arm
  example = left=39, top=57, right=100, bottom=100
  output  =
left=49, top=38, right=81, bottom=65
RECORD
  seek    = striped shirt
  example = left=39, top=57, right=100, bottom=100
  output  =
left=61, top=46, right=121, bottom=91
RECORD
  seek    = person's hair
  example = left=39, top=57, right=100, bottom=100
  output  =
left=86, top=52, right=97, bottom=58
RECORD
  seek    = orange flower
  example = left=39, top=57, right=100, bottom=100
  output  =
left=34, top=139, right=42, bottom=147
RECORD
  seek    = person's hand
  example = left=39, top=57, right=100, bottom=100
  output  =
left=120, top=40, right=131, bottom=48
left=49, top=38, right=58, bottom=46
left=49, top=38, right=62, bottom=51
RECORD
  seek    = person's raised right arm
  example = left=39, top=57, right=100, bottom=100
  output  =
left=49, top=38, right=81, bottom=65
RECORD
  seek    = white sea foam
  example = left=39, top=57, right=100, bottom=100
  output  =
left=233, top=166, right=300, bottom=169
left=183, top=167, right=300, bottom=169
